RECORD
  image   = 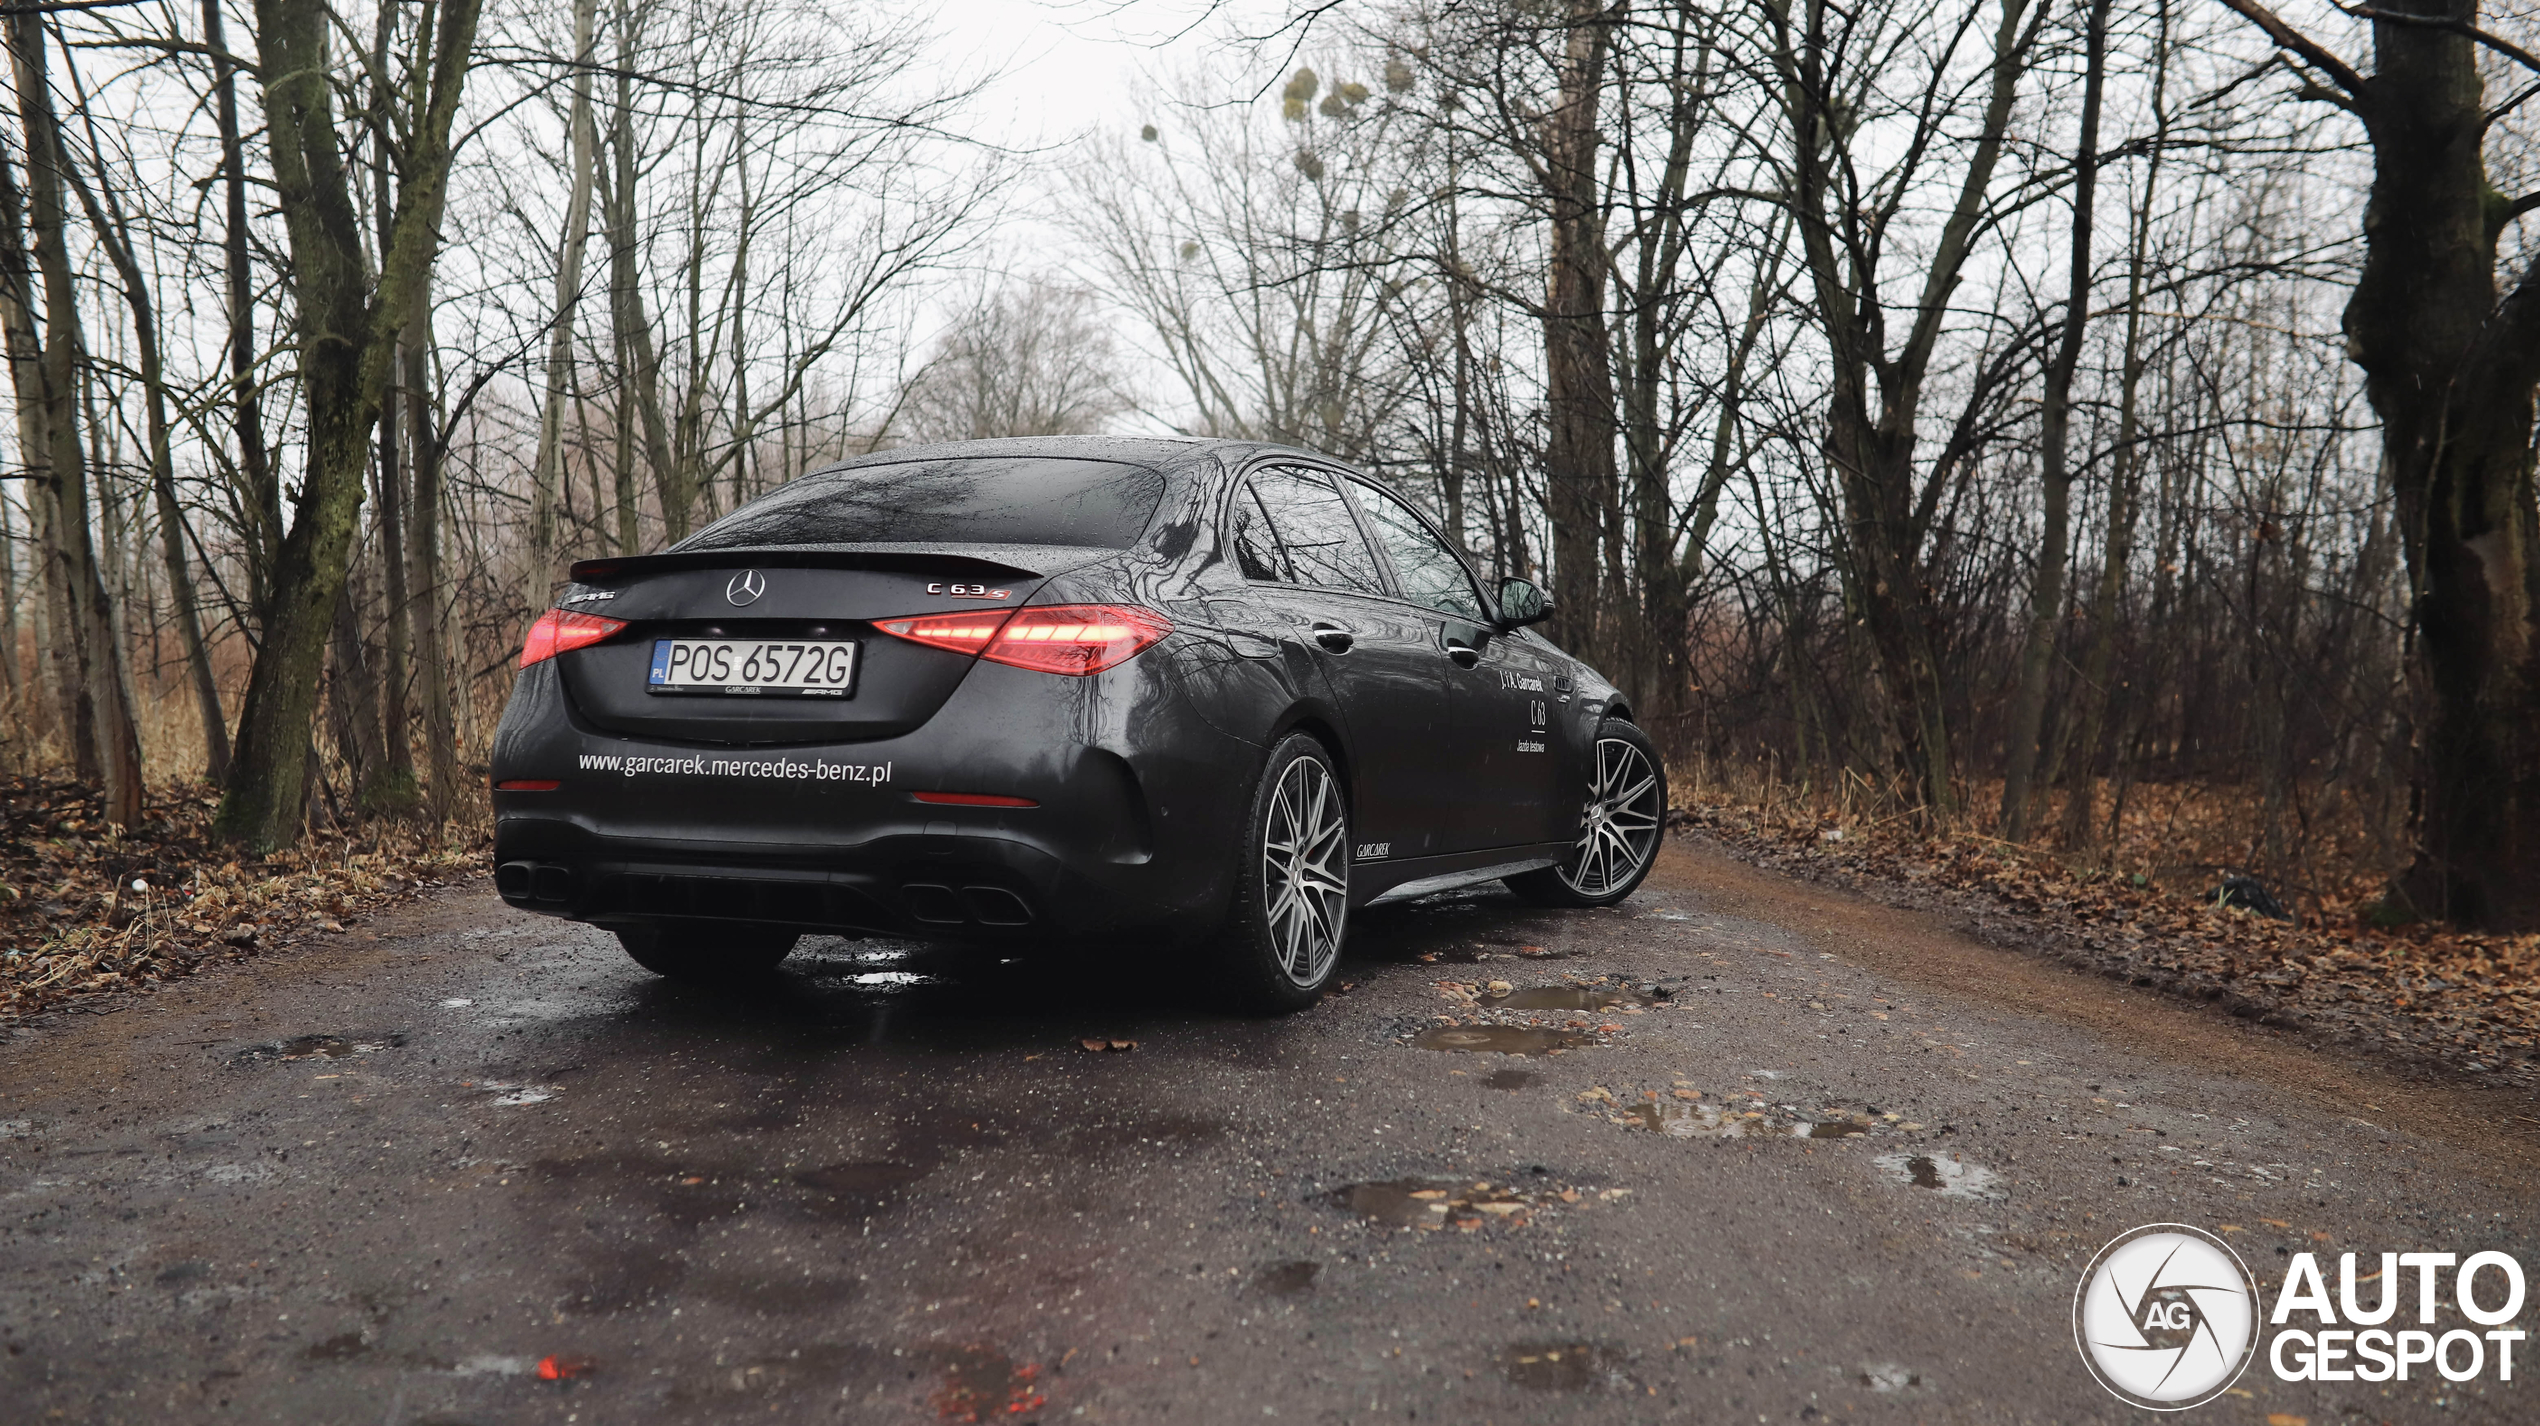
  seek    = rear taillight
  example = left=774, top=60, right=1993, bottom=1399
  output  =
left=520, top=608, right=627, bottom=668
left=874, top=604, right=1172, bottom=676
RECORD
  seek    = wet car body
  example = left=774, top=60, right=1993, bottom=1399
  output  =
left=490, top=436, right=1634, bottom=956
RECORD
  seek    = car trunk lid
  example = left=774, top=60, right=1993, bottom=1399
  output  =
left=551, top=545, right=1102, bottom=744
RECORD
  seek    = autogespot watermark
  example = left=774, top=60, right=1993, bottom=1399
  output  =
left=2073, top=1223, right=2527, bottom=1410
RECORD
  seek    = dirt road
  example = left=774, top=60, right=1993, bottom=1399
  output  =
left=4, top=838, right=2532, bottom=1423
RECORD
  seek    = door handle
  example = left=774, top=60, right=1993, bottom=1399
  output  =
left=1310, top=621, right=1355, bottom=653
left=1445, top=645, right=1480, bottom=668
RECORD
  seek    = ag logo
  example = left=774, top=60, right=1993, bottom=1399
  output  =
left=725, top=569, right=767, bottom=606
left=2073, top=1223, right=2260, bottom=1409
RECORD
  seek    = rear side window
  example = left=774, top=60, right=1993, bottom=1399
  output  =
left=1244, top=467, right=1387, bottom=595
left=1349, top=479, right=1485, bottom=620
left=680, top=457, right=1165, bottom=550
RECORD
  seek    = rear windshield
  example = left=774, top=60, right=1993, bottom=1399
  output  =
left=678, top=457, right=1166, bottom=551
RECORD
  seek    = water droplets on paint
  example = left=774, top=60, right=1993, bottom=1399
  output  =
left=1874, top=1151, right=2003, bottom=1200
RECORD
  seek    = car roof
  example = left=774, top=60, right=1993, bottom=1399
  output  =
left=806, top=435, right=1360, bottom=475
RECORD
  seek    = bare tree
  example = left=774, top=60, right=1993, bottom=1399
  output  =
left=898, top=281, right=1125, bottom=442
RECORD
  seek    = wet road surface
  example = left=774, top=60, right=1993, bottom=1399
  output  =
left=4, top=838, right=2535, bottom=1423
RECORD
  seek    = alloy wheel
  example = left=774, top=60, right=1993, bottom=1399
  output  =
left=1558, top=736, right=1662, bottom=896
left=1262, top=755, right=1349, bottom=987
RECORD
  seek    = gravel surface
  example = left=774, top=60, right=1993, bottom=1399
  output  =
left=2, top=839, right=2533, bottom=1422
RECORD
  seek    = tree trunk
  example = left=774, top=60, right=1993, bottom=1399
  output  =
left=406, top=292, right=458, bottom=826
left=64, top=152, right=231, bottom=782
left=1773, top=0, right=2039, bottom=817
left=527, top=0, right=602, bottom=614
left=203, top=0, right=279, bottom=620
left=10, top=14, right=142, bottom=826
left=217, top=0, right=483, bottom=851
left=1999, top=0, right=2109, bottom=840
left=1539, top=0, right=1617, bottom=664
left=0, top=143, right=67, bottom=754
left=2055, top=0, right=2173, bottom=851
left=2223, top=0, right=2540, bottom=930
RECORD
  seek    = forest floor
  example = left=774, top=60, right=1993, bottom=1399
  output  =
left=1674, top=786, right=2540, bottom=1091
left=10, top=772, right=2537, bottom=1098
left=0, top=777, right=484, bottom=1023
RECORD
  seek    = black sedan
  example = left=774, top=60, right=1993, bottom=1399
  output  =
left=490, top=437, right=1664, bottom=1010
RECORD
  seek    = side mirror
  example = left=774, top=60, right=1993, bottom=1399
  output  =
left=1497, top=577, right=1553, bottom=629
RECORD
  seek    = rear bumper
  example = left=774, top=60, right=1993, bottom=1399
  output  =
left=488, top=651, right=1260, bottom=942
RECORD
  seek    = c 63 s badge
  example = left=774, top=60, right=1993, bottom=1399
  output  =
left=929, top=582, right=1011, bottom=599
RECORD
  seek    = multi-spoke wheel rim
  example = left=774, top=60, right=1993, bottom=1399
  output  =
left=1262, top=756, right=1349, bottom=988
left=1559, top=737, right=1661, bottom=896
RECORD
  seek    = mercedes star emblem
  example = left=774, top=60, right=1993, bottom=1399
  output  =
left=725, top=569, right=766, bottom=606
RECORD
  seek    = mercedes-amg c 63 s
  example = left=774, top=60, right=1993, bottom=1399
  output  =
left=491, top=437, right=1664, bottom=1010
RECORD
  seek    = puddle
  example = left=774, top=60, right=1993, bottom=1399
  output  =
left=1619, top=1102, right=1762, bottom=1138
left=1329, top=1178, right=1524, bottom=1228
left=1483, top=1069, right=1539, bottom=1091
left=1325, top=1177, right=1610, bottom=1230
left=1800, top=1118, right=1872, bottom=1139
left=928, top=1344, right=1046, bottom=1423
left=1875, top=1152, right=2004, bottom=1200
left=1412, top=1026, right=1592, bottom=1055
left=1249, top=1260, right=1320, bottom=1296
left=233, top=1034, right=404, bottom=1064
left=468, top=1081, right=559, bottom=1107
left=1502, top=1341, right=1627, bottom=1391
left=1480, top=986, right=1651, bottom=1012
left=438, top=998, right=473, bottom=1008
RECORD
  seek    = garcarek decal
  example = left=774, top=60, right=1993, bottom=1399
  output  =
left=1354, top=842, right=1390, bottom=861
left=2074, top=1225, right=2529, bottom=1410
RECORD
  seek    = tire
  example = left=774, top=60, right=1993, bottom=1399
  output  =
left=1506, top=719, right=1666, bottom=908
left=616, top=922, right=800, bottom=983
left=1218, top=732, right=1352, bottom=1013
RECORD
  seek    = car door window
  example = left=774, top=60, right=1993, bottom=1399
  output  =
left=1227, top=482, right=1290, bottom=581
left=1246, top=467, right=1387, bottom=596
left=1348, top=480, right=1486, bottom=621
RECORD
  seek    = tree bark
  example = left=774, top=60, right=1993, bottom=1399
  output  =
left=216, top=0, right=483, bottom=850
left=2000, top=0, right=2110, bottom=840
left=10, top=15, right=141, bottom=825
left=1539, top=0, right=1618, bottom=664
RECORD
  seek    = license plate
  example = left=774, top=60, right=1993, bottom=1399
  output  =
left=647, top=639, right=857, bottom=697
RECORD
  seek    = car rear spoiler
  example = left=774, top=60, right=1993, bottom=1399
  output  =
left=567, top=545, right=1052, bottom=585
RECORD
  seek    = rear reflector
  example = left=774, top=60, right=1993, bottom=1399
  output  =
left=520, top=608, right=627, bottom=667
left=493, top=779, right=562, bottom=791
left=874, top=604, right=1171, bottom=676
left=911, top=791, right=1039, bottom=808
